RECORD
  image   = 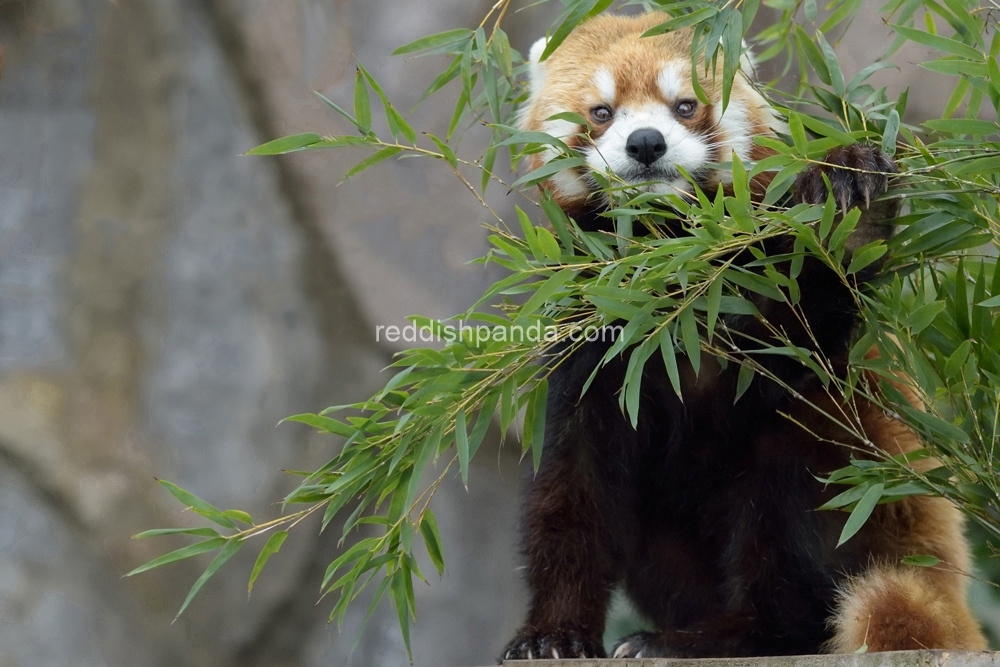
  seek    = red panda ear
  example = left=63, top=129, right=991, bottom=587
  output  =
left=740, top=41, right=759, bottom=80
left=526, top=36, right=549, bottom=98
left=528, top=36, right=549, bottom=66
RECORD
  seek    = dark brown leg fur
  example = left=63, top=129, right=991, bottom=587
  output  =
left=501, top=145, right=971, bottom=662
left=501, top=348, right=640, bottom=661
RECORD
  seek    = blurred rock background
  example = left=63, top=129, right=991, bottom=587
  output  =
left=0, top=1, right=996, bottom=666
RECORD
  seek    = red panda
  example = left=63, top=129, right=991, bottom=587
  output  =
left=503, top=12, right=986, bottom=660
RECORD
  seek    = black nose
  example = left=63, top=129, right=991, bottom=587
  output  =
left=625, top=128, right=667, bottom=166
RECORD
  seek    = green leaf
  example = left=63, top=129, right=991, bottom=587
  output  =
left=944, top=339, right=972, bottom=379
left=643, top=7, right=718, bottom=36
left=522, top=268, right=575, bottom=316
left=157, top=480, right=237, bottom=529
left=659, top=326, right=683, bottom=399
left=517, top=207, right=546, bottom=262
left=679, top=307, right=701, bottom=376
left=882, top=109, right=899, bottom=156
left=623, top=337, right=657, bottom=428
left=846, top=241, right=887, bottom=275
left=126, top=537, right=228, bottom=577
left=248, top=530, right=288, bottom=594
left=222, top=510, right=253, bottom=525
left=354, top=69, right=371, bottom=135
left=789, top=113, right=808, bottom=156
left=545, top=111, right=590, bottom=127
left=344, top=147, right=402, bottom=180
left=721, top=10, right=742, bottom=111
left=391, top=568, right=413, bottom=661
left=175, top=538, right=243, bottom=620
left=898, top=404, right=970, bottom=444
left=497, top=131, right=572, bottom=154
left=417, top=56, right=462, bottom=105
left=285, top=413, right=355, bottom=437
left=245, top=133, right=322, bottom=156
left=492, top=29, right=513, bottom=79
left=924, top=118, right=999, bottom=135
left=455, top=410, right=470, bottom=488
left=512, top=157, right=588, bottom=189
left=815, top=31, right=845, bottom=97
left=837, top=482, right=883, bottom=547
left=735, top=363, right=755, bottom=403
left=977, top=294, right=1000, bottom=308
left=132, top=527, right=221, bottom=539
left=536, top=227, right=562, bottom=264
left=794, top=26, right=830, bottom=85
left=921, top=59, right=990, bottom=77
left=419, top=510, right=446, bottom=575
left=706, top=275, right=722, bottom=341
left=392, top=28, right=472, bottom=55
left=890, top=24, right=982, bottom=60
left=539, top=0, right=606, bottom=62
left=476, top=28, right=500, bottom=123
left=902, top=554, right=941, bottom=568
left=404, top=424, right=441, bottom=513
left=313, top=91, right=358, bottom=127
left=904, top=301, right=947, bottom=334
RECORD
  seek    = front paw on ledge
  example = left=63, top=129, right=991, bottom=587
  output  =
left=500, top=627, right=605, bottom=661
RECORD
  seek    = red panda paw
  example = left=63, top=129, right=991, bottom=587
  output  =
left=500, top=627, right=605, bottom=662
left=793, top=143, right=898, bottom=212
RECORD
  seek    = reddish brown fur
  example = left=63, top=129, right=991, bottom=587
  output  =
left=520, top=13, right=782, bottom=212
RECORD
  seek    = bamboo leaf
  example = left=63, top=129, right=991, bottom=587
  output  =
left=882, top=109, right=899, bottom=156
left=902, top=554, right=942, bottom=567
left=837, top=483, right=883, bottom=547
left=175, top=538, right=243, bottom=620
left=132, top=527, right=220, bottom=539
left=419, top=510, right=446, bottom=575
left=642, top=7, right=718, bottom=36
left=891, top=24, right=982, bottom=60
left=456, top=410, right=470, bottom=488
left=924, top=118, right=999, bottom=136
left=344, top=147, right=402, bottom=180
left=392, top=28, right=473, bottom=55
left=354, top=69, right=371, bottom=135
left=248, top=531, right=288, bottom=594
left=246, top=133, right=322, bottom=156
left=127, top=537, right=228, bottom=577
left=157, top=480, right=237, bottom=529
left=512, top=157, right=588, bottom=189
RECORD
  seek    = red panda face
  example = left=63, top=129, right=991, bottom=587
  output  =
left=519, top=13, right=783, bottom=212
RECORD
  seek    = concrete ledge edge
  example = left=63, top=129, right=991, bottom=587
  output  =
left=499, top=649, right=999, bottom=667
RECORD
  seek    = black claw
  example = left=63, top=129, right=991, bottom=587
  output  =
left=500, top=628, right=605, bottom=662
left=794, top=143, right=898, bottom=211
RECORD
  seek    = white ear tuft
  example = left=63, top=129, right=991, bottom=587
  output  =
left=526, top=36, right=550, bottom=99
left=528, top=36, right=549, bottom=65
left=740, top=39, right=759, bottom=79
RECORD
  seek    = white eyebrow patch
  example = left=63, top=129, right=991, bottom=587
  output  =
left=658, top=61, right=686, bottom=101
left=592, top=67, right=616, bottom=103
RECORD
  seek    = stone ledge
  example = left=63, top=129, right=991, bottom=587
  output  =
left=502, top=650, right=999, bottom=667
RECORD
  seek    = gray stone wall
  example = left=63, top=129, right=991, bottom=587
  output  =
left=0, top=0, right=539, bottom=664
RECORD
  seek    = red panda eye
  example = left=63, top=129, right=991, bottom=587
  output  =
left=675, top=100, right=697, bottom=118
left=590, top=105, right=613, bottom=124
